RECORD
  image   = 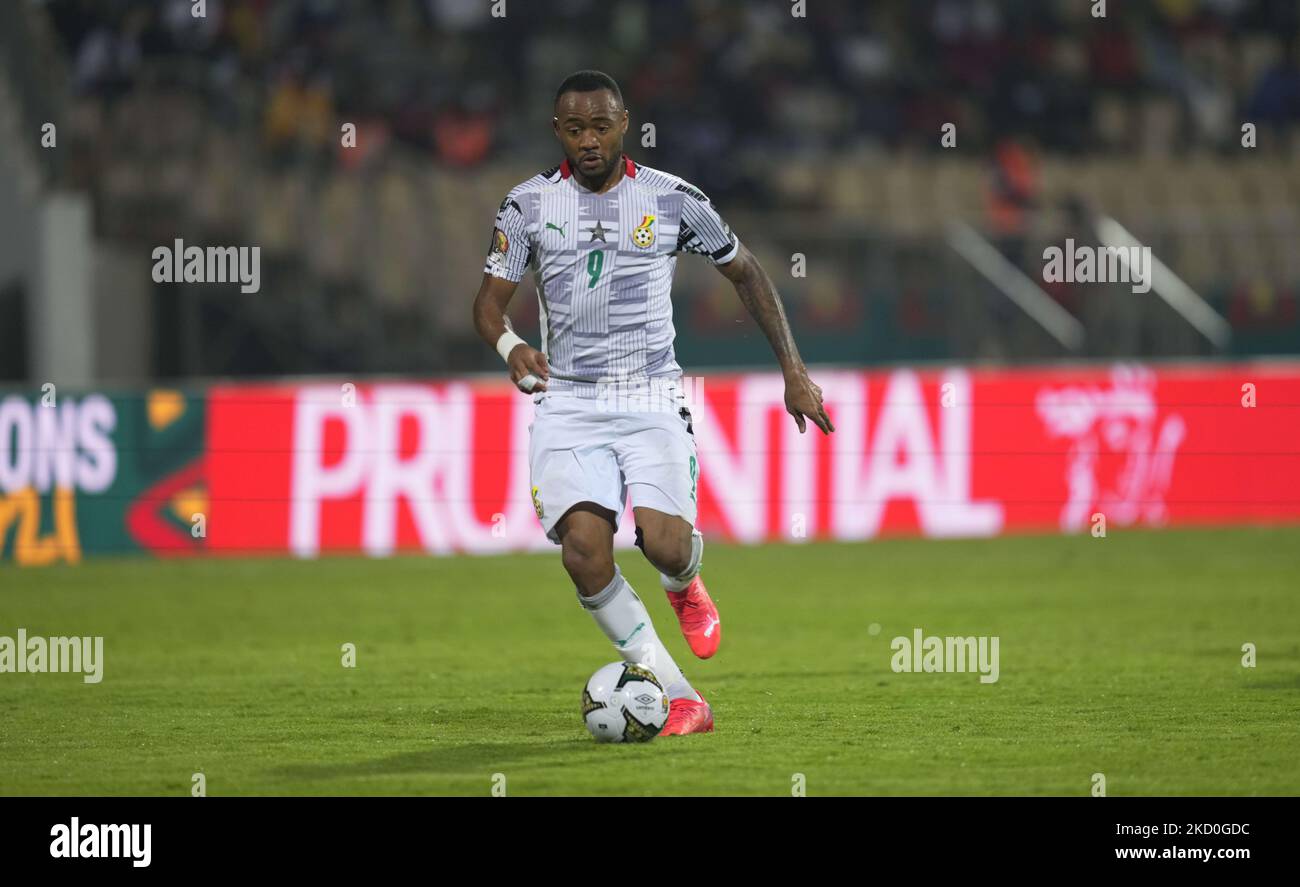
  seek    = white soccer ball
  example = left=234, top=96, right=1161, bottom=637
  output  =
left=582, top=661, right=670, bottom=743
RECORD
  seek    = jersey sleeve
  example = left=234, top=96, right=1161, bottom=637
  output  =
left=483, top=193, right=531, bottom=282
left=676, top=185, right=740, bottom=265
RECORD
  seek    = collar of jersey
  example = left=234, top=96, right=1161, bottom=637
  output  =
left=559, top=154, right=637, bottom=193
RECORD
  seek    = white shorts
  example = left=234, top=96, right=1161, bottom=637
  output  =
left=527, top=380, right=699, bottom=544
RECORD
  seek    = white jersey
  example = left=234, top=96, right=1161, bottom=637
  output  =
left=484, top=155, right=740, bottom=395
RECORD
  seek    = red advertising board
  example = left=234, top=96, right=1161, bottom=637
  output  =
left=203, top=363, right=1300, bottom=556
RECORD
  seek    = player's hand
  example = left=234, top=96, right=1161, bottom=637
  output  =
left=784, top=367, right=834, bottom=435
left=507, top=344, right=549, bottom=393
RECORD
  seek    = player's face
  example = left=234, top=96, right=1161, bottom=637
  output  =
left=553, top=90, right=628, bottom=181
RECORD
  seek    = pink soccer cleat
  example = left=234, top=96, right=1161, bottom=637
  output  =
left=661, top=693, right=714, bottom=736
left=665, top=575, right=722, bottom=659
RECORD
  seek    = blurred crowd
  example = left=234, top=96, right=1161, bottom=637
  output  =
left=21, top=0, right=1300, bottom=376
left=45, top=0, right=1300, bottom=193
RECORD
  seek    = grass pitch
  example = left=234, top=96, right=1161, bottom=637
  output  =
left=2, top=526, right=1298, bottom=796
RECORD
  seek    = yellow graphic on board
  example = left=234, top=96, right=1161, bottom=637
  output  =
left=0, top=487, right=82, bottom=566
left=148, top=389, right=186, bottom=430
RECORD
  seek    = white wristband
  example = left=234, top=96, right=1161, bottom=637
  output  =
left=495, top=330, right=527, bottom=363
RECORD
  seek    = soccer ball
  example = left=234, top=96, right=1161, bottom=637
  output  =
left=582, top=661, right=670, bottom=743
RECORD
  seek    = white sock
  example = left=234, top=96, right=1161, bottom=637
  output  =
left=579, top=565, right=697, bottom=701
left=660, top=529, right=704, bottom=593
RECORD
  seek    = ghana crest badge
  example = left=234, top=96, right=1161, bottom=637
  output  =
left=631, top=214, right=655, bottom=249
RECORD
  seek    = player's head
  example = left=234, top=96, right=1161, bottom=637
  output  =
left=552, top=70, right=628, bottom=182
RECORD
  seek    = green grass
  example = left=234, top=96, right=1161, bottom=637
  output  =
left=2, top=526, right=1298, bottom=796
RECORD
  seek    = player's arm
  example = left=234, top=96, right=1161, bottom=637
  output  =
left=472, top=273, right=549, bottom=393
left=679, top=186, right=832, bottom=434
left=716, top=244, right=834, bottom=435
left=473, top=197, right=549, bottom=393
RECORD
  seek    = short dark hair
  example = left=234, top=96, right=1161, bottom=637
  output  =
left=554, top=70, right=623, bottom=107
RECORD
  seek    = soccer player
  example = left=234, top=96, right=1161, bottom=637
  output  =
left=472, top=70, right=833, bottom=736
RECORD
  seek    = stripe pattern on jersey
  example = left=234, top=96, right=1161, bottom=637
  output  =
left=483, top=156, right=739, bottom=395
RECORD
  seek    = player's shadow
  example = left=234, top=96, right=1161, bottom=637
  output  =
left=274, top=739, right=612, bottom=785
